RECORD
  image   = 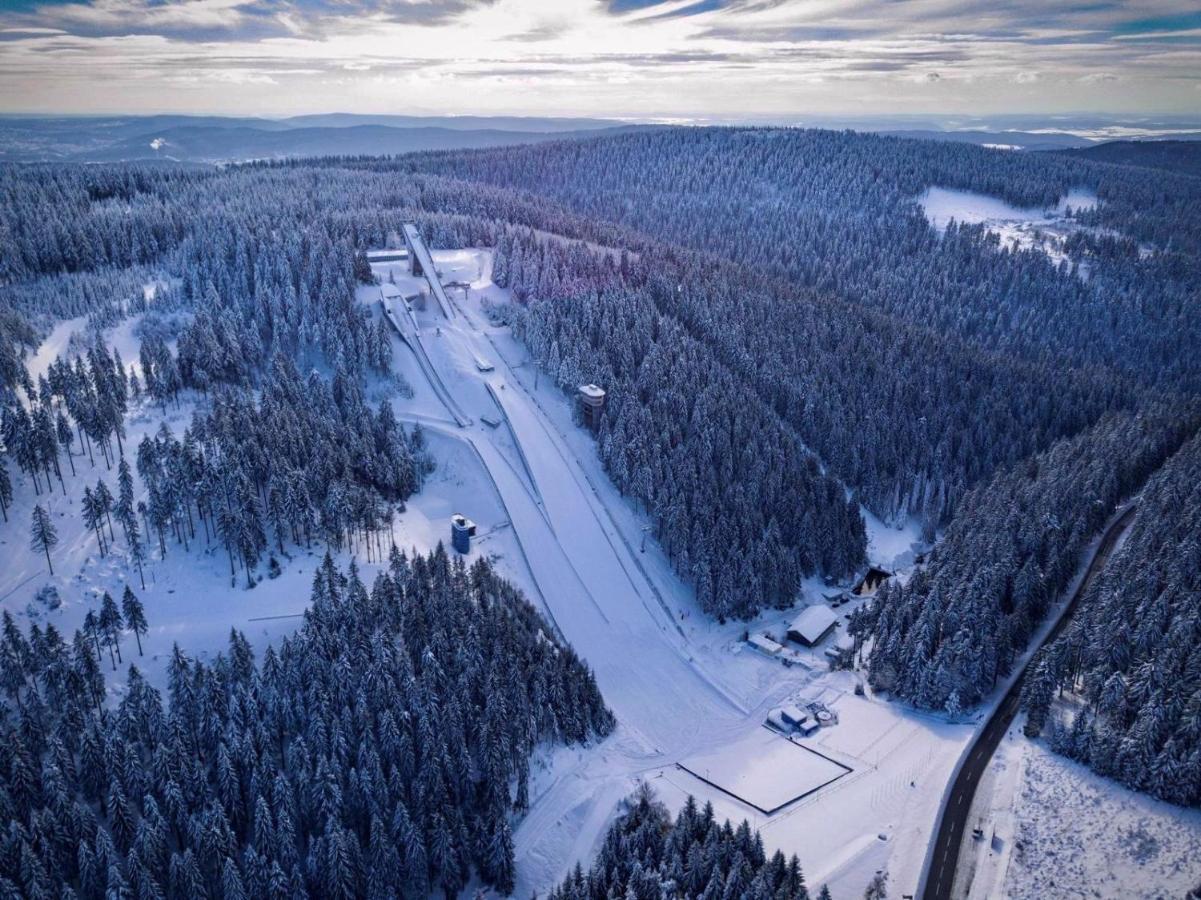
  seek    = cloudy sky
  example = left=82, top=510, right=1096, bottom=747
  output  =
left=1, top=0, right=1199, bottom=120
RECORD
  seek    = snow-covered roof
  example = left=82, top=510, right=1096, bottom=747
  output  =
left=788, top=604, right=838, bottom=644
left=579, top=384, right=605, bottom=400
left=747, top=633, right=783, bottom=655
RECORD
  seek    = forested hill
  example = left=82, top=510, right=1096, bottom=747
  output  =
left=548, top=788, right=835, bottom=900
left=1048, top=140, right=1201, bottom=178
left=408, top=127, right=1201, bottom=394
left=860, top=403, right=1198, bottom=712
left=1022, top=432, right=1201, bottom=807
left=0, top=551, right=613, bottom=897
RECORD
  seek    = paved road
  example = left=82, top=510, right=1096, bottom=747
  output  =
left=922, top=502, right=1138, bottom=900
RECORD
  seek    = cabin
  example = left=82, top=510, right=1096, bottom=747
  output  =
left=780, top=705, right=820, bottom=735
left=786, top=604, right=839, bottom=647
left=853, top=566, right=892, bottom=597
left=766, top=709, right=791, bottom=732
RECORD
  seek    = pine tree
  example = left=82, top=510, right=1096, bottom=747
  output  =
left=0, top=458, right=10, bottom=523
left=29, top=504, right=58, bottom=575
left=863, top=872, right=887, bottom=900
left=116, top=455, right=136, bottom=541
left=98, top=592, right=124, bottom=670
left=94, top=478, right=116, bottom=542
left=83, top=486, right=107, bottom=556
left=121, top=586, right=148, bottom=656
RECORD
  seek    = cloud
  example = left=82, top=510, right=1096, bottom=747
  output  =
left=0, top=0, right=1197, bottom=117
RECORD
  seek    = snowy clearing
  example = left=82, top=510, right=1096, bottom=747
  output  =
left=1002, top=737, right=1201, bottom=899
left=918, top=186, right=1102, bottom=272
left=678, top=728, right=851, bottom=815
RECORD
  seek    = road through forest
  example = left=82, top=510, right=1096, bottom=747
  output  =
left=921, top=503, right=1139, bottom=900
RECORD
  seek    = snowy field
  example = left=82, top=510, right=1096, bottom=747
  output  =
left=919, top=186, right=1098, bottom=230
left=1006, top=740, right=1201, bottom=899
left=918, top=186, right=1102, bottom=272
left=953, top=719, right=1201, bottom=900
left=678, top=728, right=850, bottom=814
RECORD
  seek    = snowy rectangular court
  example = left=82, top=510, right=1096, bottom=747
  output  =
left=678, top=727, right=852, bottom=815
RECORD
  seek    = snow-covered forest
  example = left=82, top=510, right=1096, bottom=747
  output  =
left=415, top=128, right=1201, bottom=394
left=861, top=403, right=1198, bottom=712
left=546, top=788, right=836, bottom=900
left=2, top=121, right=1201, bottom=900
left=1022, top=433, right=1201, bottom=805
left=508, top=242, right=866, bottom=618
left=0, top=550, right=612, bottom=898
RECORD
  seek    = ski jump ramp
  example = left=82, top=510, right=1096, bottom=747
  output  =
left=402, top=223, right=456, bottom=320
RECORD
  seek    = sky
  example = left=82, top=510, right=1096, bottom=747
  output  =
left=0, top=0, right=1199, bottom=121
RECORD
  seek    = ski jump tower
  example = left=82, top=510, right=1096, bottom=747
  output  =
left=402, top=222, right=455, bottom=319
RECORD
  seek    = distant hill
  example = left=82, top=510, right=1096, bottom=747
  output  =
left=883, top=129, right=1096, bottom=151
left=0, top=113, right=633, bottom=163
left=1047, top=139, right=1201, bottom=177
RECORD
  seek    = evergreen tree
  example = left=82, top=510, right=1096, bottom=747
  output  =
left=97, top=592, right=124, bottom=670
left=0, top=458, right=10, bottom=523
left=29, top=504, right=58, bottom=575
left=121, top=586, right=148, bottom=656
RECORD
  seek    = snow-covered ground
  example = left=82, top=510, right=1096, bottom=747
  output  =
left=679, top=727, right=850, bottom=814
left=918, top=186, right=1101, bottom=272
left=960, top=725, right=1201, bottom=900
left=1, top=309, right=538, bottom=702
left=862, top=507, right=922, bottom=572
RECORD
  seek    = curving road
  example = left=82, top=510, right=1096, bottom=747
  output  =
left=921, top=502, right=1139, bottom=900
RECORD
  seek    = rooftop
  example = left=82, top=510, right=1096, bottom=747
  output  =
left=788, top=604, right=839, bottom=643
